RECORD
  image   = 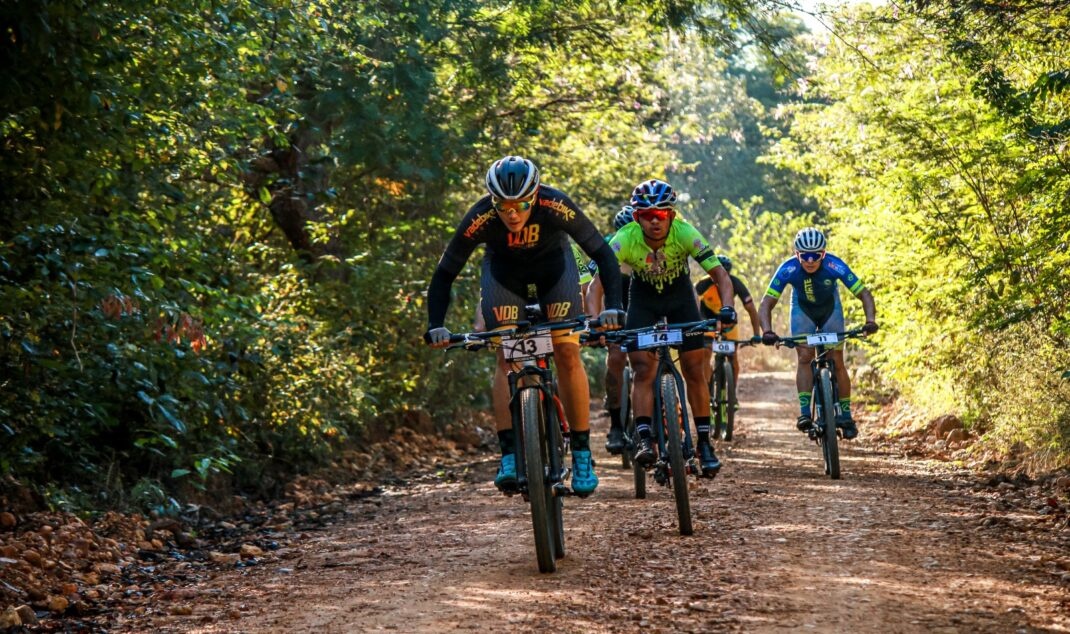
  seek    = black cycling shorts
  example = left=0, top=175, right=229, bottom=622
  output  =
left=480, top=248, right=583, bottom=336
left=625, top=275, right=705, bottom=352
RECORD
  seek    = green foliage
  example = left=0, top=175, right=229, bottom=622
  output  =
left=1, top=0, right=790, bottom=507
left=766, top=4, right=1070, bottom=466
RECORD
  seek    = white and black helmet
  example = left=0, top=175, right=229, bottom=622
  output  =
left=485, top=155, right=540, bottom=200
left=793, top=227, right=827, bottom=252
left=612, top=205, right=635, bottom=231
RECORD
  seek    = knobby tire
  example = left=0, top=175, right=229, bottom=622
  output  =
left=623, top=367, right=646, bottom=499
left=521, top=389, right=555, bottom=573
left=620, top=366, right=633, bottom=471
left=817, top=368, right=840, bottom=480
left=661, top=373, right=693, bottom=536
left=723, top=360, right=736, bottom=442
left=546, top=390, right=566, bottom=560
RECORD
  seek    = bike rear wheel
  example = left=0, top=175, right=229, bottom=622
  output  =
left=546, top=391, right=566, bottom=560
left=722, top=360, right=736, bottom=442
left=620, top=366, right=633, bottom=470
left=521, top=389, right=556, bottom=572
left=623, top=367, right=645, bottom=498
left=817, top=368, right=840, bottom=480
left=661, top=373, right=692, bottom=536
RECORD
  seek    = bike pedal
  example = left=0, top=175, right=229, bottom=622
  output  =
left=552, top=483, right=570, bottom=497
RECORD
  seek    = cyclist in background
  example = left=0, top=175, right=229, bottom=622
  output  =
left=609, top=179, right=736, bottom=476
left=695, top=255, right=763, bottom=385
left=425, top=156, right=625, bottom=495
left=758, top=227, right=878, bottom=439
left=585, top=206, right=635, bottom=455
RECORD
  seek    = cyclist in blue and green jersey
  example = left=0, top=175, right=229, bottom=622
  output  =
left=607, top=179, right=736, bottom=477
left=758, top=227, right=878, bottom=439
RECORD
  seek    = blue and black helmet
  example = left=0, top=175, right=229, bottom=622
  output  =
left=793, top=227, right=827, bottom=253
left=612, top=205, right=634, bottom=231
left=717, top=255, right=732, bottom=272
left=485, top=156, right=540, bottom=200
left=630, top=179, right=677, bottom=210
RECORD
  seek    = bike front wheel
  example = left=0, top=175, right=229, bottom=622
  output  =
left=722, top=360, right=736, bottom=442
left=816, top=368, right=840, bottom=480
left=521, top=388, right=556, bottom=572
left=661, top=372, right=692, bottom=536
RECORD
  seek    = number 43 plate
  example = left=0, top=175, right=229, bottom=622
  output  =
left=806, top=333, right=839, bottom=345
left=502, top=332, right=553, bottom=360
left=636, top=329, right=683, bottom=350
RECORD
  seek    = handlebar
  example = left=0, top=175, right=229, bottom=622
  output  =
left=442, top=317, right=594, bottom=351
left=590, top=318, right=723, bottom=346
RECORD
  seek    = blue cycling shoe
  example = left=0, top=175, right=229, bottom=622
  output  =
left=698, top=441, right=722, bottom=477
left=571, top=450, right=599, bottom=496
left=836, top=413, right=858, bottom=440
left=494, top=454, right=518, bottom=491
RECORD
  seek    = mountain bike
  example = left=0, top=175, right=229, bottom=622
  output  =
left=600, top=317, right=720, bottom=535
left=446, top=313, right=588, bottom=573
left=776, top=328, right=867, bottom=480
left=707, top=335, right=755, bottom=442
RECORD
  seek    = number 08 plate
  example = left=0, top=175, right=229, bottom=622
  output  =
left=636, top=329, right=683, bottom=350
left=712, top=341, right=736, bottom=354
left=502, top=332, right=553, bottom=360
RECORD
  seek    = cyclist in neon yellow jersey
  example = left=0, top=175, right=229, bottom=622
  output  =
left=608, top=179, right=736, bottom=477
left=758, top=227, right=878, bottom=439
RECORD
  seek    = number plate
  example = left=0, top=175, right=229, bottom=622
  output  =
left=712, top=341, right=736, bottom=355
left=806, top=333, right=839, bottom=345
left=636, top=329, right=683, bottom=350
left=502, top=332, right=553, bottom=360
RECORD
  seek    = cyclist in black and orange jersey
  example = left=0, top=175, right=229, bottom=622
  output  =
left=694, top=255, right=763, bottom=385
left=608, top=179, right=736, bottom=477
left=425, top=156, right=625, bottom=496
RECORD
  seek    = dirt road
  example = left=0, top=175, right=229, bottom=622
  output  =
left=150, top=371, right=1070, bottom=633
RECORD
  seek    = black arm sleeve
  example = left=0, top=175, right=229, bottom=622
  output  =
left=589, top=241, right=623, bottom=310
left=426, top=224, right=479, bottom=329
left=731, top=275, right=753, bottom=304
left=427, top=265, right=459, bottom=329
left=694, top=278, right=716, bottom=319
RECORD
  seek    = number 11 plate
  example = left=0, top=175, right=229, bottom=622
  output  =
left=502, top=332, right=553, bottom=360
left=806, top=333, right=839, bottom=345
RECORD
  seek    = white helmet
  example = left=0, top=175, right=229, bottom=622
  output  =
left=485, top=156, right=540, bottom=200
left=793, top=227, right=827, bottom=252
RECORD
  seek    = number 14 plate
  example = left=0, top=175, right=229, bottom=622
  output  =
left=636, top=329, right=683, bottom=350
left=502, top=332, right=553, bottom=360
